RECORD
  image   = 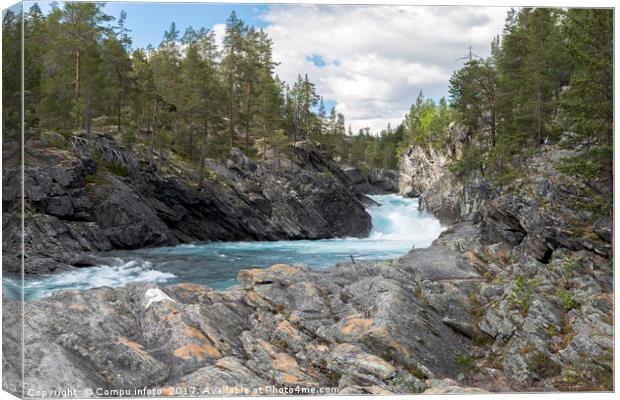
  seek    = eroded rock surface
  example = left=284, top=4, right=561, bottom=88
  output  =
left=344, top=167, right=399, bottom=195
left=2, top=135, right=371, bottom=275
left=2, top=136, right=612, bottom=395
left=397, top=142, right=613, bottom=392
left=3, top=255, right=477, bottom=396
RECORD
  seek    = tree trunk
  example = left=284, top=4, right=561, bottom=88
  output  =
left=74, top=48, right=81, bottom=130
left=135, top=96, right=140, bottom=130
left=227, top=51, right=235, bottom=153
left=85, top=103, right=91, bottom=133
left=536, top=87, right=542, bottom=146
left=244, top=82, right=252, bottom=155
left=188, top=114, right=194, bottom=160
left=150, top=101, right=157, bottom=165
left=491, top=107, right=496, bottom=148
left=117, top=67, right=122, bottom=133
left=198, top=121, right=208, bottom=189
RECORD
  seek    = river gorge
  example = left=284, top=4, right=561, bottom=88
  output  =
left=6, top=194, right=443, bottom=300
left=2, top=132, right=613, bottom=395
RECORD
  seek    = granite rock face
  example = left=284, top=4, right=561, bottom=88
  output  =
left=344, top=167, right=399, bottom=195
left=396, top=142, right=613, bottom=392
left=2, top=136, right=371, bottom=275
left=398, top=146, right=448, bottom=199
left=3, top=255, right=477, bottom=397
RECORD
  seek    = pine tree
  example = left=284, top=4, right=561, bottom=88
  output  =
left=101, top=10, right=132, bottom=136
left=561, top=8, right=613, bottom=183
left=39, top=3, right=110, bottom=130
left=290, top=74, right=319, bottom=141
left=239, top=27, right=261, bottom=155
left=317, top=98, right=326, bottom=128
left=2, top=7, right=22, bottom=133
left=150, top=22, right=182, bottom=158
left=496, top=8, right=570, bottom=149
left=64, top=2, right=111, bottom=130
left=24, top=3, right=46, bottom=128
left=449, top=58, right=497, bottom=147
left=178, top=27, right=223, bottom=168
left=221, top=11, right=246, bottom=152
left=254, top=30, right=282, bottom=160
left=130, top=48, right=155, bottom=133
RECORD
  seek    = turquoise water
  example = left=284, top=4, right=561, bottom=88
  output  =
left=4, top=195, right=443, bottom=301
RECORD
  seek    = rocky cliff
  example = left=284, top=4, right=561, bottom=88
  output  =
left=344, top=167, right=399, bottom=195
left=396, top=141, right=613, bottom=391
left=398, top=146, right=465, bottom=223
left=1, top=134, right=613, bottom=395
left=2, top=133, right=371, bottom=275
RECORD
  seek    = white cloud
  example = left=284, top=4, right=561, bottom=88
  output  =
left=212, top=23, right=226, bottom=52
left=261, top=5, right=508, bottom=133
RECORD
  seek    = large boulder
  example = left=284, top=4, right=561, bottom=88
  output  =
left=344, top=167, right=398, bottom=194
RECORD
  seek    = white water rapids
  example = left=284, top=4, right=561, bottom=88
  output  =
left=5, top=194, right=444, bottom=300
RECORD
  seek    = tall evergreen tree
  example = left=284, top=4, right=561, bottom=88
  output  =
left=254, top=30, right=282, bottom=160
left=24, top=3, right=46, bottom=128
left=496, top=8, right=570, bottom=148
left=221, top=11, right=246, bottom=152
left=449, top=58, right=497, bottom=146
left=65, top=2, right=110, bottom=130
left=101, top=10, right=132, bottom=136
left=561, top=8, right=613, bottom=183
left=150, top=21, right=182, bottom=156
left=2, top=7, right=22, bottom=133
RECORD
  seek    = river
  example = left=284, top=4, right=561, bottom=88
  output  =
left=5, top=194, right=443, bottom=301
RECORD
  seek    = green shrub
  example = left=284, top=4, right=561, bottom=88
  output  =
left=448, top=146, right=486, bottom=179
left=492, top=167, right=520, bottom=189
left=47, top=133, right=68, bottom=149
left=393, top=374, right=425, bottom=394
left=84, top=174, right=109, bottom=186
left=107, top=163, right=130, bottom=177
left=556, top=289, right=578, bottom=311
left=561, top=256, right=577, bottom=278
left=454, top=352, right=476, bottom=371
left=509, top=276, right=535, bottom=314
left=528, top=350, right=561, bottom=379
left=558, top=154, right=604, bottom=181
left=408, top=363, right=428, bottom=380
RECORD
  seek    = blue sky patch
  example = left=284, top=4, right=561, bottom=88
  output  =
left=306, top=54, right=327, bottom=68
left=29, top=1, right=268, bottom=49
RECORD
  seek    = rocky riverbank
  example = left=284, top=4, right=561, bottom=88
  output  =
left=2, top=132, right=399, bottom=275
left=397, top=138, right=613, bottom=391
left=2, top=132, right=613, bottom=395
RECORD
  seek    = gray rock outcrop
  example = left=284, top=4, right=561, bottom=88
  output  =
left=3, top=251, right=478, bottom=397
left=2, top=135, right=371, bottom=275
left=344, top=167, right=399, bottom=194
left=1, top=133, right=612, bottom=394
left=396, top=141, right=612, bottom=391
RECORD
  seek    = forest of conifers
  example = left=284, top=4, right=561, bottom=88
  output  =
left=2, top=4, right=613, bottom=188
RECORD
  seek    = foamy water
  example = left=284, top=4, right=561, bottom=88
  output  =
left=6, top=194, right=444, bottom=301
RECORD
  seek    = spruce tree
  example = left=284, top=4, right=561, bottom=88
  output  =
left=561, top=8, right=613, bottom=183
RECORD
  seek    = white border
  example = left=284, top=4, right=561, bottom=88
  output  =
left=0, top=1, right=616, bottom=400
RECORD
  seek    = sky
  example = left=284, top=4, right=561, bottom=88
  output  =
left=26, top=1, right=509, bottom=133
